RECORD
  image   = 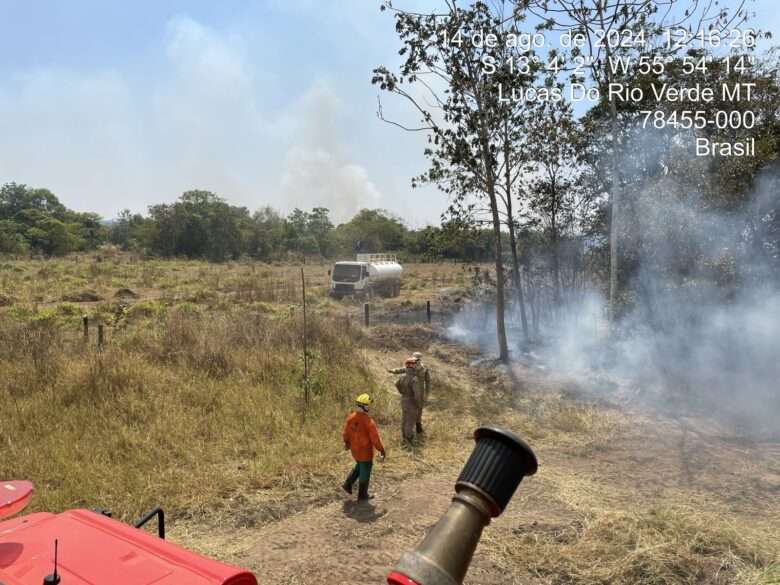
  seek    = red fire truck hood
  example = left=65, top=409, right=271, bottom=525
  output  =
left=0, top=509, right=257, bottom=585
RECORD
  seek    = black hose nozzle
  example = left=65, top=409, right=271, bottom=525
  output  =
left=388, top=426, right=537, bottom=585
left=455, top=426, right=538, bottom=517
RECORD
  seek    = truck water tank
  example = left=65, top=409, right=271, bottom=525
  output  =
left=368, top=262, right=402, bottom=281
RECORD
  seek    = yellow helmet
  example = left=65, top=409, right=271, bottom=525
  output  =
left=356, top=393, right=371, bottom=406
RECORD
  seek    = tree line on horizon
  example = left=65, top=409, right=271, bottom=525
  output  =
left=0, top=182, right=501, bottom=262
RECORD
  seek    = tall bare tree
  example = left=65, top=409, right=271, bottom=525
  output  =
left=443, top=94, right=533, bottom=341
left=521, top=78, right=592, bottom=308
left=373, top=0, right=537, bottom=361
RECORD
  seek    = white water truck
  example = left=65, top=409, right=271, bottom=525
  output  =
left=329, top=253, right=402, bottom=299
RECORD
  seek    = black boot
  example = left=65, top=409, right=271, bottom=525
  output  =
left=343, top=467, right=359, bottom=494
left=357, top=481, right=374, bottom=501
left=416, top=422, right=424, bottom=434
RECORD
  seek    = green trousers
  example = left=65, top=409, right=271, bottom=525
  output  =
left=345, top=460, right=373, bottom=486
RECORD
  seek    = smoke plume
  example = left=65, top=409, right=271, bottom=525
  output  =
left=449, top=140, right=780, bottom=437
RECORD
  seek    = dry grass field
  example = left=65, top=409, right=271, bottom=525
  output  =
left=0, top=253, right=778, bottom=584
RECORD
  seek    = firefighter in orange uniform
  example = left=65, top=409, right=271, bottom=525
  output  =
left=341, top=393, right=386, bottom=501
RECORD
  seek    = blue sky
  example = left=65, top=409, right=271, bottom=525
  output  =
left=0, top=1, right=777, bottom=226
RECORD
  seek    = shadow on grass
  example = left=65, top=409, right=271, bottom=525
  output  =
left=342, top=500, right=387, bottom=523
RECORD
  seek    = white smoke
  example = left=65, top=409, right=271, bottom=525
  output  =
left=448, top=143, right=780, bottom=437
left=278, top=82, right=382, bottom=223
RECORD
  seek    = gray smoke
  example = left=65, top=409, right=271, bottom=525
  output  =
left=278, top=81, right=382, bottom=223
left=448, top=147, right=780, bottom=437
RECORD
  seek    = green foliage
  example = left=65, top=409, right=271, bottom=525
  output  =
left=0, top=185, right=500, bottom=264
left=284, top=207, right=335, bottom=256
left=332, top=208, right=406, bottom=254
left=405, top=222, right=495, bottom=262
left=143, top=190, right=246, bottom=262
left=0, top=183, right=106, bottom=256
left=246, top=206, right=286, bottom=260
left=0, top=183, right=65, bottom=218
left=0, top=220, right=27, bottom=255
left=108, top=208, right=150, bottom=252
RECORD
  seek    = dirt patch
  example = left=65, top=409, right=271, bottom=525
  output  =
left=239, top=472, right=518, bottom=585
left=0, top=294, right=14, bottom=307
left=114, top=288, right=139, bottom=300
left=62, top=290, right=102, bottom=302
left=363, top=324, right=443, bottom=352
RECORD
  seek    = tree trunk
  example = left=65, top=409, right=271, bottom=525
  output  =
left=529, top=278, right=539, bottom=335
left=550, top=185, right=562, bottom=308
left=470, top=54, right=508, bottom=362
left=608, top=96, right=621, bottom=322
left=502, top=126, right=529, bottom=341
left=480, top=142, right=509, bottom=362
left=602, top=26, right=621, bottom=323
left=551, top=227, right=561, bottom=306
left=488, top=189, right=509, bottom=362
left=507, top=221, right=529, bottom=340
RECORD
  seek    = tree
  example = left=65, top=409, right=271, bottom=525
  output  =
left=522, top=0, right=752, bottom=320
left=521, top=81, right=593, bottom=307
left=373, top=0, right=537, bottom=361
left=307, top=207, right=335, bottom=256
left=144, top=190, right=247, bottom=261
left=433, top=219, right=496, bottom=261
left=334, top=209, right=406, bottom=254
left=0, top=220, right=27, bottom=255
left=0, top=183, right=66, bottom=219
left=285, top=208, right=329, bottom=257
left=248, top=207, right=286, bottom=261
left=575, top=46, right=780, bottom=310
left=121, top=211, right=152, bottom=252
left=108, top=209, right=135, bottom=249
left=27, top=217, right=77, bottom=256
left=0, top=183, right=105, bottom=256
left=67, top=212, right=106, bottom=251
left=146, top=203, right=182, bottom=257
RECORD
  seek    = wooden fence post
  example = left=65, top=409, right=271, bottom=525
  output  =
left=301, top=267, right=309, bottom=406
left=426, top=300, right=431, bottom=323
left=82, top=315, right=89, bottom=341
left=97, top=324, right=104, bottom=350
left=364, top=303, right=370, bottom=327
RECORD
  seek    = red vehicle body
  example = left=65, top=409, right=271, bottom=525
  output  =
left=386, top=572, right=420, bottom=585
left=0, top=426, right=533, bottom=585
left=0, top=482, right=257, bottom=585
